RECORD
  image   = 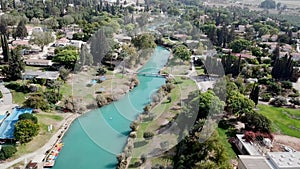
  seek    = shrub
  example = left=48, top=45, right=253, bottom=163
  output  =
left=267, top=82, right=282, bottom=96
left=270, top=96, right=287, bottom=107
left=143, top=132, right=154, bottom=140
left=0, top=145, right=17, bottom=160
left=0, top=91, right=2, bottom=98
left=130, top=121, right=139, bottom=131
left=290, top=98, right=300, bottom=106
left=260, top=93, right=271, bottom=102
left=18, top=113, right=38, bottom=124
left=218, top=119, right=230, bottom=129
left=243, top=131, right=256, bottom=142
left=97, top=66, right=107, bottom=76
left=14, top=119, right=40, bottom=144
left=288, top=93, right=300, bottom=98
left=23, top=93, right=50, bottom=111
left=96, top=94, right=108, bottom=107
left=140, top=154, right=147, bottom=164
left=281, top=81, right=293, bottom=89
left=258, top=77, right=273, bottom=85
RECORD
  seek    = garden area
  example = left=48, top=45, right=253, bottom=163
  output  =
left=11, top=112, right=66, bottom=160
left=257, top=104, right=300, bottom=138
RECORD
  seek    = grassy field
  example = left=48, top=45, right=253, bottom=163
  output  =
left=129, top=77, right=198, bottom=168
left=257, top=104, right=300, bottom=138
left=217, top=128, right=237, bottom=160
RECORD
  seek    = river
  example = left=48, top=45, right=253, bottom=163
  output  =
left=53, top=46, right=170, bottom=169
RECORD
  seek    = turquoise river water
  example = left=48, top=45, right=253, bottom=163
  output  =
left=53, top=46, right=170, bottom=169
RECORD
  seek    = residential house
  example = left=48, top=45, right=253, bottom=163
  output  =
left=22, top=71, right=59, bottom=80
left=25, top=59, right=53, bottom=67
left=232, top=53, right=256, bottom=59
left=55, top=38, right=68, bottom=47
left=69, top=40, right=85, bottom=48
left=12, top=40, right=29, bottom=46
left=238, top=152, right=300, bottom=169
left=238, top=155, right=273, bottom=169
left=172, top=34, right=188, bottom=41
left=114, top=34, right=132, bottom=44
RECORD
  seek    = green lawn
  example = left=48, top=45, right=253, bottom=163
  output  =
left=11, top=91, right=27, bottom=105
left=36, top=113, right=64, bottom=121
left=217, top=128, right=237, bottom=160
left=257, top=104, right=300, bottom=138
left=129, top=78, right=197, bottom=167
left=195, top=67, right=205, bottom=75
left=60, top=83, right=72, bottom=97
left=13, top=113, right=65, bottom=159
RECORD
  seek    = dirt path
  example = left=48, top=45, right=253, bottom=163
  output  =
left=273, top=134, right=300, bottom=152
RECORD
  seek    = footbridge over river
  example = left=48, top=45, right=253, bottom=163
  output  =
left=135, top=72, right=168, bottom=78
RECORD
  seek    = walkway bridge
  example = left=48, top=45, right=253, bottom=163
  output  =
left=136, top=72, right=168, bottom=78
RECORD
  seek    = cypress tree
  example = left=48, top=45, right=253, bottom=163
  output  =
left=250, top=83, right=260, bottom=106
left=1, top=34, right=9, bottom=62
left=14, top=20, right=28, bottom=40
left=90, top=29, right=109, bottom=66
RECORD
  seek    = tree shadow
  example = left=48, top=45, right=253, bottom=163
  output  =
left=105, top=163, right=117, bottom=168
left=134, top=140, right=148, bottom=148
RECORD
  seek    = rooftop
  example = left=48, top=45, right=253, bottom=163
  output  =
left=239, top=155, right=273, bottom=169
left=237, top=134, right=261, bottom=156
left=23, top=71, right=59, bottom=80
left=267, top=152, right=300, bottom=169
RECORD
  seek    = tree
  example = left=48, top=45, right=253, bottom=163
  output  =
left=197, top=90, right=225, bottom=119
left=43, top=17, right=59, bottom=29
left=0, top=20, right=7, bottom=35
left=172, top=45, right=191, bottom=62
left=174, top=129, right=230, bottom=169
left=79, top=44, right=93, bottom=66
left=271, top=54, right=294, bottom=81
left=96, top=94, right=108, bottom=107
left=260, top=0, right=276, bottom=9
left=136, top=13, right=149, bottom=28
left=59, top=67, right=71, bottom=82
left=29, top=31, right=54, bottom=51
left=143, top=132, right=154, bottom=140
left=90, top=29, right=109, bottom=66
left=18, top=113, right=38, bottom=124
left=14, top=119, right=40, bottom=144
left=1, top=34, right=9, bottom=62
left=13, top=20, right=27, bottom=39
left=229, top=39, right=251, bottom=53
left=227, top=91, right=255, bottom=116
left=249, top=83, right=260, bottom=106
left=201, top=24, right=217, bottom=44
left=0, top=145, right=17, bottom=160
left=241, top=111, right=271, bottom=133
left=23, top=94, right=49, bottom=111
left=53, top=49, right=79, bottom=69
left=96, top=66, right=107, bottom=76
left=221, top=54, right=241, bottom=76
left=130, top=120, right=139, bottom=131
left=132, top=33, right=156, bottom=50
left=1, top=49, right=25, bottom=81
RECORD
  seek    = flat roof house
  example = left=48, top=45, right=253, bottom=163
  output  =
left=25, top=59, right=53, bottom=67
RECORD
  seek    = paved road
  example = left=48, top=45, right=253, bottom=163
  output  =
left=0, top=84, right=12, bottom=105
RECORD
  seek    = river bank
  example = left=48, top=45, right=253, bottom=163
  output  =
left=51, top=46, right=170, bottom=169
